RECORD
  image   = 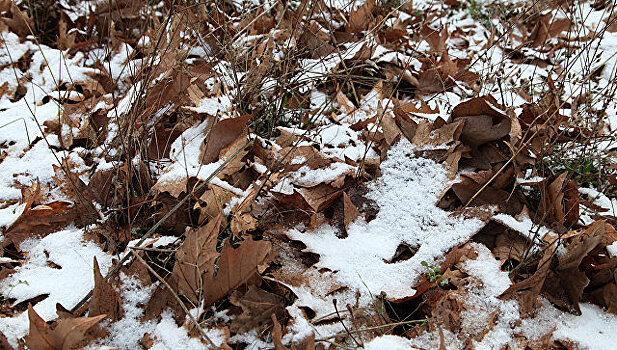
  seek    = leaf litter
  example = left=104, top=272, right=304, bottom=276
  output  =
left=0, top=0, right=616, bottom=349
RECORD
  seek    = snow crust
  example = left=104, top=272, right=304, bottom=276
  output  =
left=289, top=139, right=485, bottom=300
left=0, top=227, right=114, bottom=347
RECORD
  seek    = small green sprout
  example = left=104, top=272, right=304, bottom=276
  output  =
left=421, top=261, right=448, bottom=287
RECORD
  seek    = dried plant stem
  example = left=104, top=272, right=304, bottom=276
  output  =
left=70, top=140, right=253, bottom=313
left=131, top=248, right=219, bottom=349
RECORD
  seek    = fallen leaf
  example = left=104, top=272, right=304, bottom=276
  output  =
left=343, top=192, right=362, bottom=230
left=500, top=242, right=557, bottom=316
left=543, top=234, right=601, bottom=315
left=5, top=201, right=89, bottom=247
left=89, top=257, right=122, bottom=321
left=271, top=313, right=288, bottom=350
left=347, top=0, right=375, bottom=33
left=25, top=304, right=106, bottom=350
left=538, top=173, right=580, bottom=227
left=296, top=184, right=344, bottom=212
left=229, top=285, right=286, bottom=333
left=201, top=115, right=252, bottom=164
left=203, top=237, right=273, bottom=304
left=451, top=96, right=510, bottom=146
left=420, top=25, right=447, bottom=53
left=173, top=215, right=222, bottom=304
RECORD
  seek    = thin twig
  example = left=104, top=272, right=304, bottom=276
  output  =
left=70, top=139, right=253, bottom=313
left=131, top=248, right=219, bottom=349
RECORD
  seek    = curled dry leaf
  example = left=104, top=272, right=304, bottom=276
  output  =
left=25, top=304, right=106, bottom=350
left=543, top=234, right=601, bottom=315
left=538, top=173, right=580, bottom=228
left=451, top=96, right=511, bottom=146
left=271, top=313, right=288, bottom=350
left=20, top=178, right=42, bottom=208
left=201, top=114, right=252, bottom=164
left=500, top=242, right=557, bottom=317
left=347, top=0, right=375, bottom=34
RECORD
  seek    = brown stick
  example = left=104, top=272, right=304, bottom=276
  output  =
left=70, top=140, right=253, bottom=314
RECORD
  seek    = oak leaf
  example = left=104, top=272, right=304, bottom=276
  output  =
left=201, top=115, right=252, bottom=164
left=229, top=285, right=286, bottom=333
left=89, top=257, right=122, bottom=321
left=173, top=215, right=222, bottom=304
left=203, top=237, right=272, bottom=304
left=25, top=304, right=106, bottom=350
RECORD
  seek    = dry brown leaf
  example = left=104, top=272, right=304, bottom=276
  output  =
left=5, top=201, right=87, bottom=247
left=451, top=96, right=510, bottom=146
left=347, top=0, right=375, bottom=33
left=89, top=257, right=122, bottom=321
left=231, top=212, right=258, bottom=237
left=543, top=235, right=601, bottom=315
left=381, top=113, right=403, bottom=147
left=276, top=128, right=301, bottom=148
left=25, top=304, right=106, bottom=350
left=500, top=242, right=557, bottom=316
left=343, top=192, right=362, bottom=230
left=451, top=174, right=522, bottom=214
left=173, top=215, right=222, bottom=303
left=196, top=185, right=232, bottom=222
left=336, top=90, right=355, bottom=113
left=297, top=184, right=344, bottom=212
left=52, top=159, right=102, bottom=217
left=529, top=13, right=572, bottom=47
left=415, top=119, right=465, bottom=147
left=278, top=145, right=331, bottom=171
left=271, top=313, right=288, bottom=350
left=538, top=173, right=580, bottom=227
left=229, top=285, right=286, bottom=333
left=20, top=178, right=42, bottom=209
left=201, top=115, right=252, bottom=164
left=0, top=329, right=11, bottom=349
left=420, top=25, right=448, bottom=53
left=58, top=16, right=76, bottom=50
left=201, top=237, right=272, bottom=305
left=0, top=1, right=33, bottom=36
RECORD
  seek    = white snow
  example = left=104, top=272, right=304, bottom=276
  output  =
left=0, top=227, right=114, bottom=347
left=288, top=139, right=485, bottom=301
left=364, top=335, right=415, bottom=350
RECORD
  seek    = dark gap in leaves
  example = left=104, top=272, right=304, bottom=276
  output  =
left=501, top=258, right=520, bottom=272
left=11, top=294, right=50, bottom=314
left=385, top=243, right=417, bottom=264
left=289, top=240, right=320, bottom=267
left=300, top=306, right=316, bottom=320
left=384, top=297, right=429, bottom=336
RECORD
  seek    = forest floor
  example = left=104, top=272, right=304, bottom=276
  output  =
left=0, top=0, right=617, bottom=349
